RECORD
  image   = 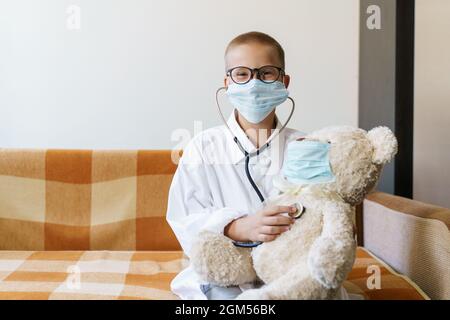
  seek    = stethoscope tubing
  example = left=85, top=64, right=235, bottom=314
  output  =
left=215, top=87, right=295, bottom=158
left=215, top=87, right=295, bottom=248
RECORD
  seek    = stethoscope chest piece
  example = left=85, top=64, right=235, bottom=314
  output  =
left=289, top=202, right=305, bottom=219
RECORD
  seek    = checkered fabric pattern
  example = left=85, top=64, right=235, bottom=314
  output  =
left=0, top=248, right=427, bottom=300
left=0, top=149, right=182, bottom=251
left=0, top=148, right=428, bottom=299
left=0, top=250, right=186, bottom=299
left=343, top=247, right=428, bottom=300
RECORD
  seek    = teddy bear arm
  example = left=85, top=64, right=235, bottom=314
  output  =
left=307, top=235, right=356, bottom=290
left=307, top=201, right=357, bottom=289
left=320, top=201, right=355, bottom=239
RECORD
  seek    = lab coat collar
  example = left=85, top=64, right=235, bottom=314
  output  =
left=226, top=110, right=285, bottom=165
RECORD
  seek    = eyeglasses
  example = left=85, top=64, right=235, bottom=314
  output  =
left=226, top=65, right=285, bottom=85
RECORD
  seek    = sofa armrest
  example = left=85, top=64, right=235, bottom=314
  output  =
left=362, top=191, right=450, bottom=300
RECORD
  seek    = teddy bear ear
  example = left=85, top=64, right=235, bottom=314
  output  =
left=367, top=126, right=398, bottom=165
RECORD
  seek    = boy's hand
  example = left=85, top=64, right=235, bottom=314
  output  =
left=224, top=205, right=296, bottom=242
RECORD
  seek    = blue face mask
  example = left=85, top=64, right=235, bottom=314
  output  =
left=283, top=140, right=336, bottom=185
left=226, top=79, right=289, bottom=124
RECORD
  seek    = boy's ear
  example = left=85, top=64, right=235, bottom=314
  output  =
left=283, top=74, right=290, bottom=88
left=223, top=76, right=229, bottom=89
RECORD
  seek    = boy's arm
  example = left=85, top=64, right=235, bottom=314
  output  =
left=224, top=218, right=248, bottom=242
left=166, top=140, right=295, bottom=256
left=224, top=205, right=295, bottom=242
left=166, top=144, right=247, bottom=257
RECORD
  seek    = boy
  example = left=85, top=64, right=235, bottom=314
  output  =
left=166, top=31, right=303, bottom=300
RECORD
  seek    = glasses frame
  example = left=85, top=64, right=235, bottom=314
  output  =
left=226, top=65, right=285, bottom=85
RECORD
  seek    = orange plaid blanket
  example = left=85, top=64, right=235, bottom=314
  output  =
left=0, top=149, right=181, bottom=251
left=0, top=149, right=428, bottom=300
left=0, top=248, right=428, bottom=300
left=0, top=250, right=185, bottom=300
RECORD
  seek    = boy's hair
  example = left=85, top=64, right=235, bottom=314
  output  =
left=225, top=31, right=285, bottom=69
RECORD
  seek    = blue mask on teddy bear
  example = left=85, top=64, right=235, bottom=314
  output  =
left=283, top=140, right=336, bottom=185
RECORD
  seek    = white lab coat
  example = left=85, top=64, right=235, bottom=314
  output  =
left=166, top=110, right=304, bottom=300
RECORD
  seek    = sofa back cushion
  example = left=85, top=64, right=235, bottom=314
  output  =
left=0, top=149, right=182, bottom=251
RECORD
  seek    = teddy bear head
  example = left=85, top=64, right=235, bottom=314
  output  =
left=302, top=126, right=398, bottom=206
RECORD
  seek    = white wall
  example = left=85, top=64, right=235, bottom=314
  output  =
left=414, top=0, right=450, bottom=208
left=0, top=0, right=359, bottom=149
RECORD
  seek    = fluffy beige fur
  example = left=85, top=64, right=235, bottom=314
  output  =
left=190, top=126, right=398, bottom=300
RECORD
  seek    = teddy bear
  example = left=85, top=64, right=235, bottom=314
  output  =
left=190, top=125, right=398, bottom=300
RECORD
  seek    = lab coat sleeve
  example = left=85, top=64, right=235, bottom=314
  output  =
left=166, top=141, right=246, bottom=258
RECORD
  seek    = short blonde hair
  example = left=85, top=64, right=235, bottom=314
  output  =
left=225, top=31, right=285, bottom=69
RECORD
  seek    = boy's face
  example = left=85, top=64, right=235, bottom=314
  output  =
left=224, top=42, right=290, bottom=89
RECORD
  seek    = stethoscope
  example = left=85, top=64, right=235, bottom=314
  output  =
left=215, top=86, right=296, bottom=247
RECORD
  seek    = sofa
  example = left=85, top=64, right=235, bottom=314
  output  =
left=0, top=148, right=448, bottom=300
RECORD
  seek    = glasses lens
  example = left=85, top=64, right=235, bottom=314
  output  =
left=259, top=66, right=280, bottom=83
left=231, top=67, right=252, bottom=84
